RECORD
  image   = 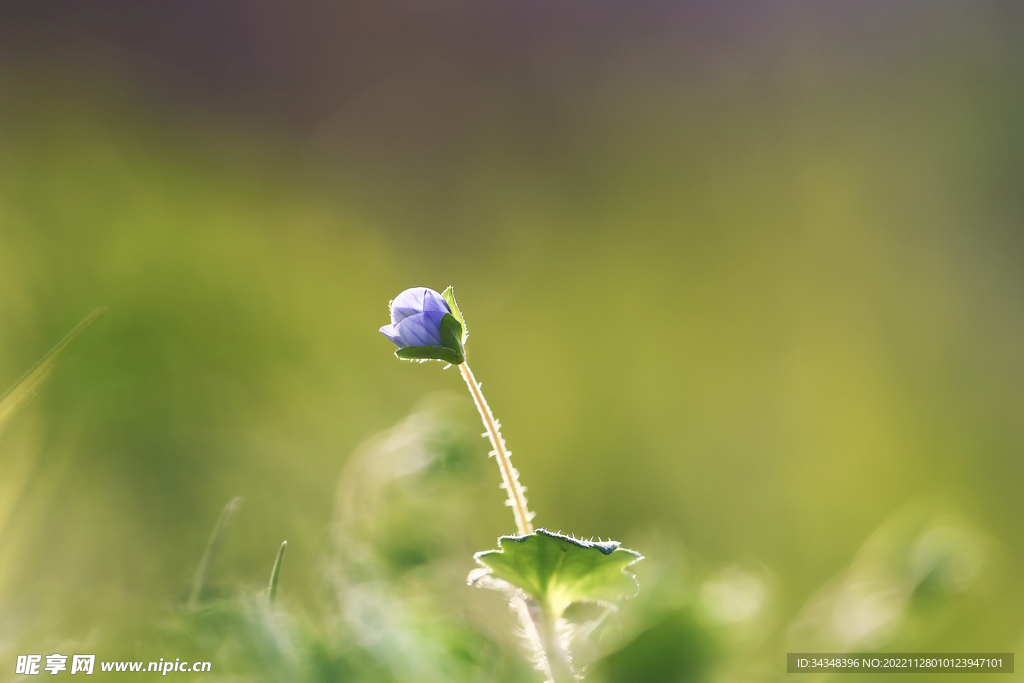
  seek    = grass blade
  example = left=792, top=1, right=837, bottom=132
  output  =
left=268, top=540, right=287, bottom=607
left=188, top=496, right=243, bottom=609
left=0, top=307, right=108, bottom=436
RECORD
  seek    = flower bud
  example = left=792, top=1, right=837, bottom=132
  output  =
left=379, top=286, right=466, bottom=364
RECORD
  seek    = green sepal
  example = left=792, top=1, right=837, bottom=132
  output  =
left=438, top=314, right=465, bottom=360
left=470, top=529, right=643, bottom=617
left=440, top=286, right=468, bottom=344
left=394, top=313, right=465, bottom=364
left=395, top=345, right=463, bottom=364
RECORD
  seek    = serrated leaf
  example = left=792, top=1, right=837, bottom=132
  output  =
left=440, top=286, right=468, bottom=344
left=472, top=529, right=643, bottom=617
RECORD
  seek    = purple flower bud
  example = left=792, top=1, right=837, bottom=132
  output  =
left=380, top=287, right=452, bottom=349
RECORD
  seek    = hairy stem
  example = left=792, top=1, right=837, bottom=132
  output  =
left=537, top=606, right=576, bottom=683
left=459, top=362, right=534, bottom=535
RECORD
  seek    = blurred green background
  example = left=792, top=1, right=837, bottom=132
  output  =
left=0, top=1, right=1022, bottom=680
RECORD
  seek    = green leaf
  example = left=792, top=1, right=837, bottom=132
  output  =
left=471, top=529, right=643, bottom=617
left=268, top=540, right=287, bottom=608
left=0, top=307, right=107, bottom=437
left=188, top=496, right=243, bottom=610
left=440, top=286, right=468, bottom=344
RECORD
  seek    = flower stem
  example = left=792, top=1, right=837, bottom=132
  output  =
left=537, top=606, right=575, bottom=683
left=459, top=362, right=534, bottom=535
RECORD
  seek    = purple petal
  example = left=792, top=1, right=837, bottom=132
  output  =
left=390, top=287, right=451, bottom=325
left=380, top=310, right=447, bottom=348
left=379, top=323, right=404, bottom=347
left=394, top=310, right=446, bottom=347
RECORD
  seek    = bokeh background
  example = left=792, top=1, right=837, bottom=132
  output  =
left=0, top=1, right=1022, bottom=681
